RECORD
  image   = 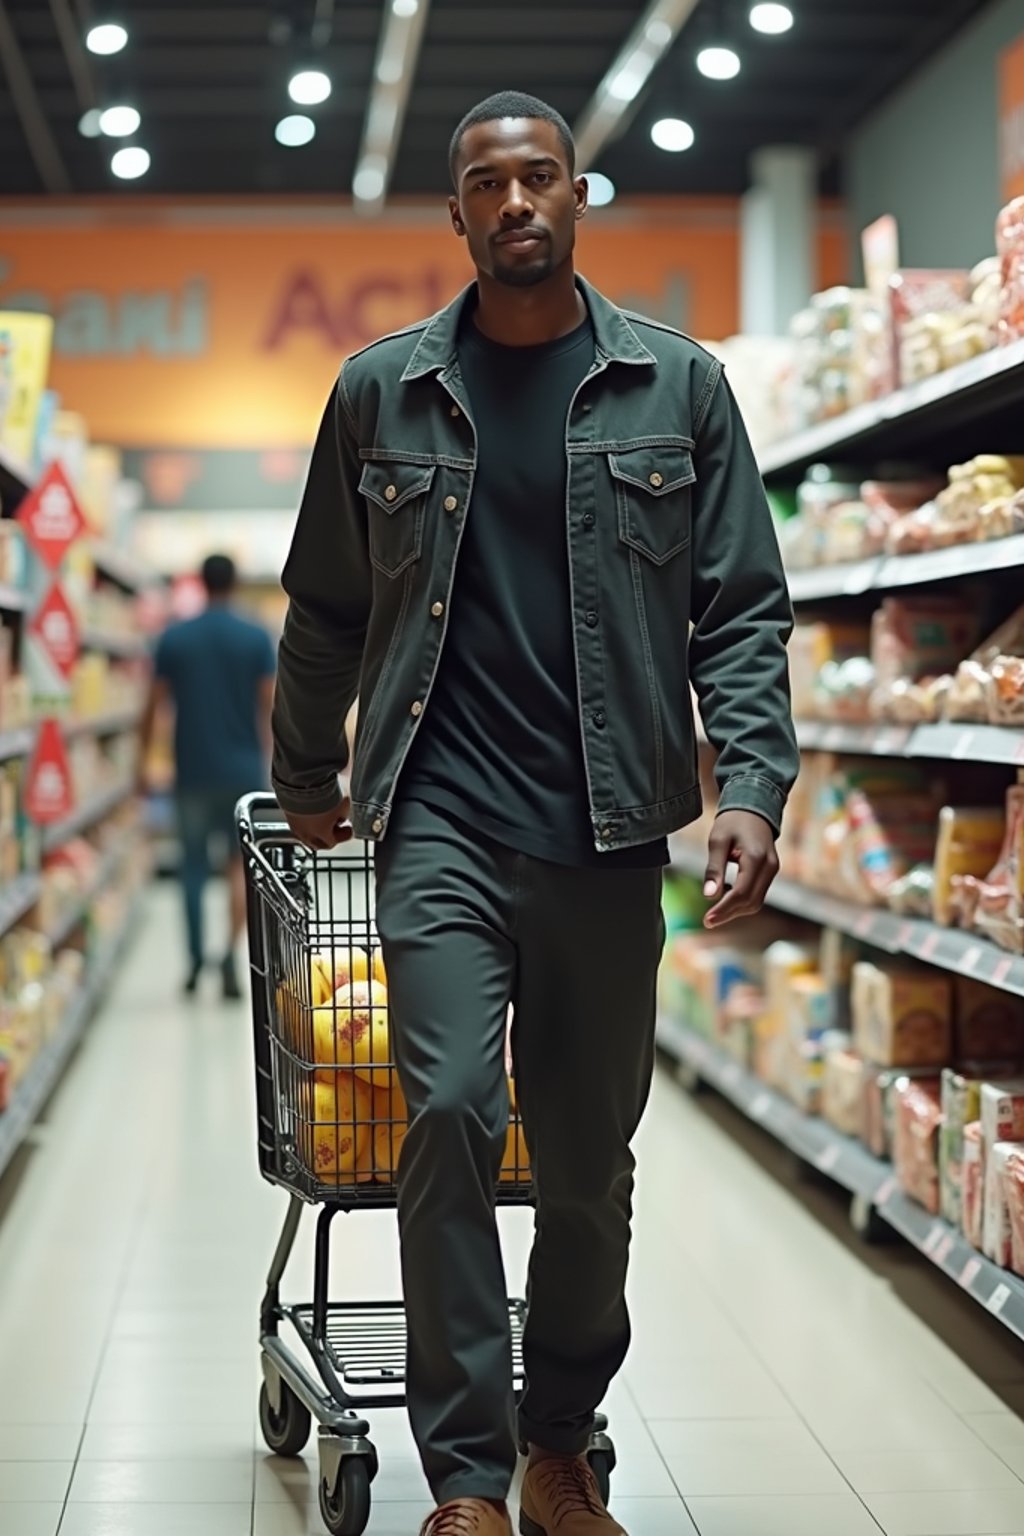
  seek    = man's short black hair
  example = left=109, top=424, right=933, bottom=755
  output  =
left=201, top=553, right=237, bottom=596
left=449, top=92, right=575, bottom=184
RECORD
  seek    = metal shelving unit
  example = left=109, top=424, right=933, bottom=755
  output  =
left=656, top=1014, right=1024, bottom=1342
left=791, top=718, right=1024, bottom=766
left=64, top=709, right=141, bottom=742
left=79, top=628, right=148, bottom=661
left=0, top=909, right=139, bottom=1183
left=41, top=783, right=134, bottom=856
left=0, top=726, right=34, bottom=763
left=759, top=337, right=1024, bottom=482
left=0, top=871, right=43, bottom=942
left=670, top=842, right=1024, bottom=997
left=786, top=533, right=1024, bottom=604
left=46, top=834, right=137, bottom=952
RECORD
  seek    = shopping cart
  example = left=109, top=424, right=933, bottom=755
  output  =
left=238, top=794, right=616, bottom=1536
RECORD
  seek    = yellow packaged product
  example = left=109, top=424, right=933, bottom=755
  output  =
left=851, top=960, right=953, bottom=1068
left=822, top=1038, right=865, bottom=1137
left=760, top=941, right=816, bottom=1089
left=932, top=805, right=1006, bottom=927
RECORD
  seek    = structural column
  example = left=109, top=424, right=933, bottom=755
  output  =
left=740, top=146, right=816, bottom=335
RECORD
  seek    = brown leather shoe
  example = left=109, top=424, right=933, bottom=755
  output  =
left=420, top=1498, right=513, bottom=1536
left=519, top=1456, right=625, bottom=1535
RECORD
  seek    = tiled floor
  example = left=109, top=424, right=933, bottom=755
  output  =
left=3, top=887, right=1024, bottom=1534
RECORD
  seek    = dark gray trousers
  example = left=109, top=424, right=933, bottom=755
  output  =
left=374, top=799, right=664, bottom=1505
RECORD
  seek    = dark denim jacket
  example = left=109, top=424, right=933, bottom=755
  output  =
left=272, top=276, right=798, bottom=850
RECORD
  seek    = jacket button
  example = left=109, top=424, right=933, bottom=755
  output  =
left=385, top=484, right=398, bottom=502
left=410, top=701, right=423, bottom=717
left=585, top=610, right=598, bottom=628
left=444, top=495, right=458, bottom=512
left=450, top=405, right=461, bottom=418
left=582, top=402, right=593, bottom=413
left=599, top=823, right=613, bottom=839
left=649, top=472, right=664, bottom=488
left=431, top=601, right=444, bottom=618
left=592, top=710, right=606, bottom=729
left=371, top=817, right=384, bottom=835
left=582, top=513, right=595, bottom=528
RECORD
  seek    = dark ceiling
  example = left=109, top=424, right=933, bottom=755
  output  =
left=0, top=0, right=992, bottom=199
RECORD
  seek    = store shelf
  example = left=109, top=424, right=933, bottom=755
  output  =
left=80, top=627, right=148, bottom=661
left=758, top=337, right=1024, bottom=481
left=41, top=783, right=134, bottom=856
left=786, top=533, right=1024, bottom=604
left=0, top=908, right=139, bottom=1184
left=793, top=718, right=1024, bottom=766
left=670, top=842, right=1024, bottom=995
left=656, top=1013, right=1024, bottom=1341
left=89, top=541, right=156, bottom=594
left=0, top=871, right=42, bottom=940
left=0, top=582, right=29, bottom=613
left=46, top=833, right=137, bottom=951
left=0, top=725, right=34, bottom=763
left=64, top=709, right=141, bottom=742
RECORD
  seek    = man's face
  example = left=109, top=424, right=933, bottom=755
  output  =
left=449, top=118, right=587, bottom=288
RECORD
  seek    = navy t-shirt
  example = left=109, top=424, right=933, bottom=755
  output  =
left=155, top=605, right=276, bottom=794
left=402, top=310, right=667, bottom=870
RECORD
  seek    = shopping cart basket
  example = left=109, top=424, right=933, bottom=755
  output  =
left=238, top=794, right=616, bottom=1536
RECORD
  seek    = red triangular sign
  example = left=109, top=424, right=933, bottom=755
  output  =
left=25, top=719, right=74, bottom=824
left=30, top=583, right=80, bottom=679
left=17, top=461, right=86, bottom=571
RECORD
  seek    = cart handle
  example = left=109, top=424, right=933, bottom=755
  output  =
left=235, top=792, right=310, bottom=923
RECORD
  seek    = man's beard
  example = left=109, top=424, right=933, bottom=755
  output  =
left=491, top=251, right=556, bottom=288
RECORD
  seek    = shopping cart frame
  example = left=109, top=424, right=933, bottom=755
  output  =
left=238, top=794, right=615, bottom=1536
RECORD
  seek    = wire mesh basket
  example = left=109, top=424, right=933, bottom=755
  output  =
left=240, top=796, right=532, bottom=1208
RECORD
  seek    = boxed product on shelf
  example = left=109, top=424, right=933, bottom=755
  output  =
left=720, top=982, right=764, bottom=1071
left=1006, top=1149, right=1024, bottom=1276
left=851, top=960, right=952, bottom=1068
left=819, top=926, right=860, bottom=1033
left=963, top=1121, right=985, bottom=1247
left=980, top=1079, right=1024, bottom=1151
left=893, top=1076, right=943, bottom=1214
left=956, top=784, right=1024, bottom=954
left=997, top=196, right=1024, bottom=345
left=822, top=1036, right=865, bottom=1137
left=984, top=1142, right=1021, bottom=1266
left=0, top=521, right=26, bottom=590
left=760, top=940, right=817, bottom=1088
left=780, top=973, right=832, bottom=1114
left=940, top=1068, right=982, bottom=1225
left=790, top=620, right=872, bottom=720
left=869, top=595, right=980, bottom=723
left=933, top=806, right=1007, bottom=926
left=955, top=977, right=1024, bottom=1062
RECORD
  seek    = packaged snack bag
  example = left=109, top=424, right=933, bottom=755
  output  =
left=933, top=807, right=1007, bottom=927
left=865, top=1064, right=936, bottom=1160
left=984, top=1142, right=1020, bottom=1266
left=1005, top=1148, right=1024, bottom=1275
left=963, top=1121, right=984, bottom=1247
left=822, top=1038, right=865, bottom=1137
left=783, top=974, right=832, bottom=1114
left=940, top=1068, right=983, bottom=1227
left=971, top=786, right=1024, bottom=955
left=997, top=197, right=1024, bottom=345
left=851, top=961, right=953, bottom=1068
left=893, top=1077, right=944, bottom=1214
left=761, top=942, right=817, bottom=1089
left=955, top=978, right=1024, bottom=1063
left=980, top=1079, right=1024, bottom=1152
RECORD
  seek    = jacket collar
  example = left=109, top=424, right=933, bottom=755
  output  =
left=400, top=272, right=657, bottom=381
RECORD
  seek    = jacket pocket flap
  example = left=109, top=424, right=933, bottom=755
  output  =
left=359, top=460, right=437, bottom=513
left=608, top=447, right=696, bottom=496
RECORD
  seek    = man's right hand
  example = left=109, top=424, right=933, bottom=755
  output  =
left=284, top=797, right=354, bottom=851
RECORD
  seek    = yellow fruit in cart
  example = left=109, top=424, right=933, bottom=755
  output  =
left=372, top=1076, right=408, bottom=1182
left=275, top=982, right=301, bottom=1044
left=298, top=1075, right=371, bottom=1183
left=330, top=948, right=387, bottom=993
left=355, top=1133, right=377, bottom=1184
left=499, top=1120, right=531, bottom=1185
left=317, top=980, right=391, bottom=1088
left=310, top=954, right=335, bottom=1007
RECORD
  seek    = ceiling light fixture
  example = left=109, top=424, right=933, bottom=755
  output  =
left=288, top=69, right=332, bottom=105
left=78, top=108, right=104, bottom=139
left=750, top=3, right=794, bottom=33
left=353, top=159, right=387, bottom=203
left=697, top=44, right=741, bottom=79
left=651, top=117, right=695, bottom=152
left=99, top=104, right=141, bottom=137
left=85, top=21, right=128, bottom=55
left=275, top=114, right=316, bottom=147
left=392, top=0, right=419, bottom=14
left=587, top=172, right=616, bottom=207
left=111, top=146, right=150, bottom=180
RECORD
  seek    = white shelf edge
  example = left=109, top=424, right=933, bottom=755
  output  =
left=793, top=718, right=1024, bottom=767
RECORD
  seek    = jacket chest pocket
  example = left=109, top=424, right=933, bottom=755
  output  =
left=610, top=446, right=695, bottom=566
left=359, top=460, right=436, bottom=577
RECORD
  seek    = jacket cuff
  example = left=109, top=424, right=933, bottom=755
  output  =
left=271, top=771, right=345, bottom=818
left=717, top=774, right=785, bottom=836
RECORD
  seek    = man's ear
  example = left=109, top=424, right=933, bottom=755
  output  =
left=448, top=196, right=466, bottom=237
left=574, top=176, right=589, bottom=220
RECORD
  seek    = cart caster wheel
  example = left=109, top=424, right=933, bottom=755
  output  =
left=586, top=1448, right=614, bottom=1508
left=849, top=1192, right=889, bottom=1245
left=319, top=1458, right=371, bottom=1536
left=259, top=1380, right=311, bottom=1458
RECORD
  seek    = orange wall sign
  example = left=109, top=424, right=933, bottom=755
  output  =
left=0, top=201, right=847, bottom=449
left=1001, top=34, right=1024, bottom=204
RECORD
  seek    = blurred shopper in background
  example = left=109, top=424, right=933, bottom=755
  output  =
left=140, top=554, right=276, bottom=999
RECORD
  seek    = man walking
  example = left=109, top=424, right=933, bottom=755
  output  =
left=141, top=554, right=276, bottom=999
left=272, top=93, right=797, bottom=1536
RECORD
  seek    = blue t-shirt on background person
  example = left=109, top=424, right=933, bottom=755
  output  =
left=155, top=604, right=277, bottom=794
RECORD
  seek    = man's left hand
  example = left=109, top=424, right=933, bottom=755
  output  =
left=702, top=809, right=779, bottom=928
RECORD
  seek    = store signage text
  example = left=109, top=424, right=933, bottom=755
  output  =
left=0, top=260, right=208, bottom=358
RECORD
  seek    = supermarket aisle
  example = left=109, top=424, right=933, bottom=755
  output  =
left=4, top=894, right=1024, bottom=1535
